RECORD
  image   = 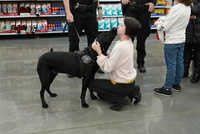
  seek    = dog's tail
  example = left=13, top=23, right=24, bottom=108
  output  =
left=50, top=48, right=53, bottom=52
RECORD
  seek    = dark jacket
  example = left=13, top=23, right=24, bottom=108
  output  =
left=192, top=0, right=200, bottom=43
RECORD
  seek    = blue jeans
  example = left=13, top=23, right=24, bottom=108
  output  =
left=163, top=43, right=185, bottom=89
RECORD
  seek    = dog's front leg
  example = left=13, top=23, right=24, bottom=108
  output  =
left=80, top=78, right=89, bottom=108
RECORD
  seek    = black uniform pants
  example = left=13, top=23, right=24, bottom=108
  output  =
left=125, top=9, right=151, bottom=66
left=68, top=9, right=98, bottom=52
left=88, top=79, right=135, bottom=103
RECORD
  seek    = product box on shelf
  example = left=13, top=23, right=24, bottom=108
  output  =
left=0, top=21, right=6, bottom=32
left=20, top=3, right=31, bottom=16
left=48, top=23, right=64, bottom=31
left=52, top=7, right=65, bottom=15
left=0, top=4, right=2, bottom=15
left=36, top=19, right=48, bottom=32
left=100, top=4, right=122, bottom=17
left=0, top=3, right=18, bottom=16
left=41, top=3, right=52, bottom=15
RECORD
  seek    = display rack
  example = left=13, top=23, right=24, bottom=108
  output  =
left=0, top=0, right=172, bottom=36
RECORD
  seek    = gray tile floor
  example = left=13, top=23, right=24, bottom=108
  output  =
left=0, top=34, right=200, bottom=134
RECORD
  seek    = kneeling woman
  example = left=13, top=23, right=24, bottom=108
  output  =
left=88, top=17, right=142, bottom=111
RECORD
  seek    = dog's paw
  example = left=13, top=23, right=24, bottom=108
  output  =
left=91, top=95, right=98, bottom=100
left=50, top=93, right=57, bottom=97
left=82, top=103, right=89, bottom=108
left=42, top=103, right=49, bottom=108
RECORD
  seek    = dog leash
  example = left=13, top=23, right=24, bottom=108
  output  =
left=63, top=22, right=84, bottom=50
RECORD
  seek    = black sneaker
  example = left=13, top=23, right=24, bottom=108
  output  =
left=137, top=65, right=146, bottom=73
left=128, top=85, right=141, bottom=104
left=110, top=97, right=130, bottom=111
left=172, top=84, right=181, bottom=92
left=154, top=87, right=172, bottom=97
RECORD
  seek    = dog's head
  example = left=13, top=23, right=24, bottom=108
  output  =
left=96, top=27, right=117, bottom=55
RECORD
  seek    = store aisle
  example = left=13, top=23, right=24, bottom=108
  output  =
left=0, top=34, right=200, bottom=134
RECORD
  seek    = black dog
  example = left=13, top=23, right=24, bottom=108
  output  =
left=37, top=28, right=117, bottom=108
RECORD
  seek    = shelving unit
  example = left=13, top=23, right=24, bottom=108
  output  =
left=0, top=0, right=172, bottom=36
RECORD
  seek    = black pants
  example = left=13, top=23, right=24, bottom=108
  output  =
left=88, top=79, right=135, bottom=103
left=68, top=10, right=98, bottom=52
left=125, top=9, right=151, bottom=66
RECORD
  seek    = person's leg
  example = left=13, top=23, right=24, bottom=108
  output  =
left=154, top=44, right=178, bottom=96
left=88, top=79, right=134, bottom=110
left=135, top=11, right=151, bottom=72
left=164, top=44, right=178, bottom=89
left=84, top=11, right=98, bottom=46
left=183, top=43, right=194, bottom=77
left=172, top=43, right=184, bottom=91
left=191, top=44, right=200, bottom=83
left=174, top=43, right=184, bottom=84
left=68, top=11, right=84, bottom=52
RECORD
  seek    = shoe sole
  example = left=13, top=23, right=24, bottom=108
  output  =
left=154, top=91, right=172, bottom=97
left=172, top=88, right=181, bottom=92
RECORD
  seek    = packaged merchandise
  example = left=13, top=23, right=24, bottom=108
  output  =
left=7, top=3, right=12, bottom=14
left=105, top=4, right=112, bottom=16
left=10, top=20, right=16, bottom=31
left=111, top=18, right=117, bottom=28
left=30, top=3, right=36, bottom=15
left=41, top=3, right=52, bottom=15
left=26, top=20, right=32, bottom=34
left=101, top=4, right=106, bottom=16
left=25, top=3, right=31, bottom=13
left=117, top=4, right=122, bottom=16
left=21, top=20, right=27, bottom=33
left=2, top=4, right=7, bottom=14
left=42, top=19, right=48, bottom=31
left=112, top=4, right=118, bottom=16
left=0, top=4, right=3, bottom=15
left=36, top=3, right=41, bottom=16
left=62, top=22, right=68, bottom=31
left=98, top=19, right=105, bottom=30
left=5, top=20, right=11, bottom=31
left=0, top=21, right=6, bottom=32
left=12, top=3, right=18, bottom=14
left=20, top=3, right=26, bottom=13
left=104, top=18, right=111, bottom=29
left=117, top=17, right=123, bottom=26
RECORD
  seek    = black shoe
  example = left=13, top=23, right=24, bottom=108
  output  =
left=172, top=84, right=181, bottom=92
left=154, top=87, right=172, bottom=97
left=67, top=74, right=74, bottom=78
left=137, top=65, right=146, bottom=73
left=110, top=97, right=130, bottom=111
left=128, top=85, right=141, bottom=104
left=97, top=68, right=104, bottom=74
left=191, top=71, right=200, bottom=83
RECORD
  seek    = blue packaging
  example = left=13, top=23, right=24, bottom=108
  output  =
left=104, top=18, right=111, bottom=29
left=111, top=18, right=118, bottom=28
left=98, top=19, right=105, bottom=30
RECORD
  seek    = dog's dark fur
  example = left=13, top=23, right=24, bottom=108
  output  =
left=37, top=28, right=117, bottom=108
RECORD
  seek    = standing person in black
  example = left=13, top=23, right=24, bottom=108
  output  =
left=183, top=16, right=195, bottom=78
left=190, top=0, right=200, bottom=83
left=63, top=0, right=103, bottom=76
left=121, top=0, right=157, bottom=73
left=63, top=0, right=102, bottom=52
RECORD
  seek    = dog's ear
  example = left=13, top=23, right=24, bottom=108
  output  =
left=50, top=48, right=53, bottom=52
